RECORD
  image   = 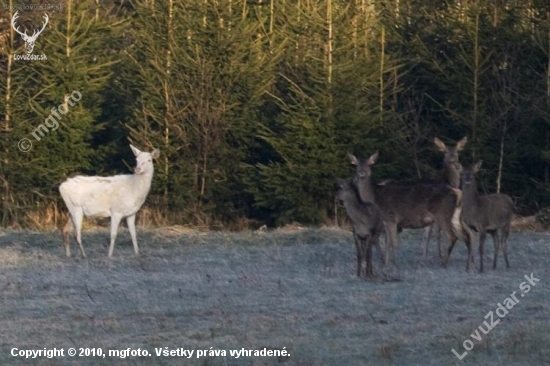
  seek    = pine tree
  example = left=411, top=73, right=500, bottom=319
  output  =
left=124, top=0, right=279, bottom=226
left=0, top=0, right=120, bottom=225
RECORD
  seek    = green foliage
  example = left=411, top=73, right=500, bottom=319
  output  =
left=253, top=109, right=342, bottom=224
left=0, top=0, right=120, bottom=225
left=120, top=0, right=280, bottom=224
left=1, top=0, right=550, bottom=227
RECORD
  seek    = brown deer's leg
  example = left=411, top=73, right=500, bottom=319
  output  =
left=386, top=222, right=398, bottom=267
left=440, top=220, right=455, bottom=268
left=445, top=238, right=457, bottom=268
left=501, top=225, right=511, bottom=268
left=479, top=230, right=487, bottom=272
left=423, top=225, right=433, bottom=258
left=384, top=224, right=391, bottom=266
left=467, top=228, right=475, bottom=269
left=366, top=236, right=373, bottom=277
left=353, top=233, right=362, bottom=277
left=436, top=226, right=443, bottom=260
left=491, top=231, right=499, bottom=270
left=360, top=236, right=368, bottom=278
left=464, top=230, right=473, bottom=272
left=373, top=230, right=384, bottom=264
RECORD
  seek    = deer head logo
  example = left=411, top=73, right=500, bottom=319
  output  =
left=11, top=11, right=49, bottom=54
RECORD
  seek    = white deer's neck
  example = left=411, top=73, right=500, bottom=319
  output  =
left=129, top=170, right=154, bottom=195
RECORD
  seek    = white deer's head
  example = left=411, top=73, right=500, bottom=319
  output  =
left=11, top=11, right=49, bottom=54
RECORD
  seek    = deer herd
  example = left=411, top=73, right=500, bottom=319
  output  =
left=339, top=137, right=515, bottom=278
left=57, top=140, right=514, bottom=279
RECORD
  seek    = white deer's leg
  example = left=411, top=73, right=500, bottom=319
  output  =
left=72, top=208, right=86, bottom=258
left=62, top=218, right=73, bottom=257
left=127, top=214, right=139, bottom=256
left=108, top=214, right=123, bottom=258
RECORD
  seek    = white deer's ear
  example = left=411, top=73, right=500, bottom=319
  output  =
left=347, top=152, right=358, bottom=165
left=151, top=148, right=160, bottom=159
left=130, top=144, right=141, bottom=157
left=433, top=137, right=446, bottom=152
left=456, top=136, right=468, bottom=151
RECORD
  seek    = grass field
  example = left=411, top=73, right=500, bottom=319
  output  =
left=0, top=226, right=549, bottom=365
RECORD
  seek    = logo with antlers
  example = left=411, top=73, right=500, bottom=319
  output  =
left=11, top=11, right=49, bottom=54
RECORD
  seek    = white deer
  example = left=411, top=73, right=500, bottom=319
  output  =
left=59, top=145, right=160, bottom=258
left=11, top=11, right=49, bottom=54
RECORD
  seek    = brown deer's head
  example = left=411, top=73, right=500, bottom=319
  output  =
left=460, top=160, right=483, bottom=187
left=348, top=151, right=378, bottom=180
left=434, top=136, right=467, bottom=169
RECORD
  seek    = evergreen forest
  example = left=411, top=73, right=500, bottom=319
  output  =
left=1, top=0, right=550, bottom=228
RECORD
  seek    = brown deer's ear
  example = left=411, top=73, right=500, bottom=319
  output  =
left=347, top=152, right=358, bottom=165
left=456, top=136, right=468, bottom=151
left=367, top=151, right=379, bottom=166
left=473, top=160, right=483, bottom=173
left=433, top=137, right=446, bottom=152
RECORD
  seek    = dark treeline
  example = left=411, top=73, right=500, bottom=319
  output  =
left=1, top=0, right=550, bottom=228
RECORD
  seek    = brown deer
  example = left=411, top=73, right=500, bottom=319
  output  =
left=424, top=136, right=468, bottom=258
left=335, top=179, right=385, bottom=277
left=457, top=161, right=514, bottom=272
left=348, top=152, right=473, bottom=271
left=434, top=136, right=468, bottom=188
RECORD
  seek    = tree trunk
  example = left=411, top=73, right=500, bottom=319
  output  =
left=379, top=26, right=385, bottom=123
left=472, top=5, right=480, bottom=160
left=496, top=121, right=506, bottom=193
left=66, top=0, right=72, bottom=58
left=163, top=0, right=174, bottom=200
